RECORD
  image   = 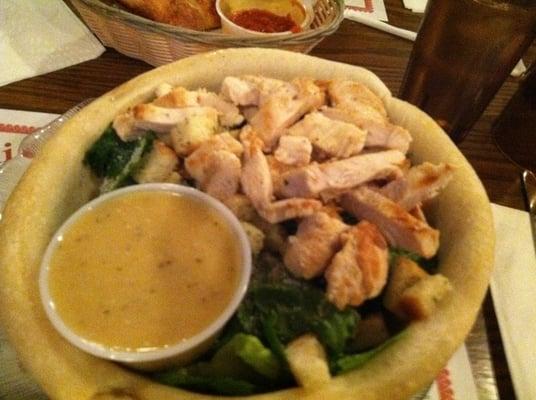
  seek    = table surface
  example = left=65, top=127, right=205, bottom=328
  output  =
left=0, top=1, right=530, bottom=398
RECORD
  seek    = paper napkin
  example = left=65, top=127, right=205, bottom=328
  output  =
left=0, top=0, right=105, bottom=88
left=345, top=0, right=389, bottom=22
left=424, top=346, right=479, bottom=400
left=0, top=109, right=58, bottom=164
left=402, top=0, right=427, bottom=13
left=491, top=203, right=536, bottom=400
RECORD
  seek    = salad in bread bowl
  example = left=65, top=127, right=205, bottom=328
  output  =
left=0, top=48, right=494, bottom=400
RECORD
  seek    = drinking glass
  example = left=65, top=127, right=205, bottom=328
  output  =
left=399, top=0, right=536, bottom=143
left=493, top=65, right=536, bottom=171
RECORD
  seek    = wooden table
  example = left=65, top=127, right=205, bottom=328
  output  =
left=0, top=1, right=528, bottom=398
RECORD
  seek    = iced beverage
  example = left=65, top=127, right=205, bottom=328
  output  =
left=493, top=65, right=536, bottom=170
left=399, top=0, right=536, bottom=143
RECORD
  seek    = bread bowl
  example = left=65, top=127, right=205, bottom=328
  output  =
left=0, top=48, right=494, bottom=400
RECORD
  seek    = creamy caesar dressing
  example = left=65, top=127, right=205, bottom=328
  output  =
left=48, top=191, right=241, bottom=352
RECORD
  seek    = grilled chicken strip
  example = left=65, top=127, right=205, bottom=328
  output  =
left=240, top=128, right=321, bottom=223
left=341, top=187, right=440, bottom=258
left=201, top=151, right=242, bottom=201
left=380, top=162, right=455, bottom=210
left=221, top=75, right=293, bottom=107
left=327, top=80, right=387, bottom=120
left=261, top=198, right=324, bottom=225
left=286, top=112, right=367, bottom=159
left=284, top=212, right=348, bottom=279
left=184, top=133, right=243, bottom=176
left=184, top=132, right=243, bottom=191
left=197, top=91, right=244, bottom=127
left=249, top=94, right=306, bottom=150
left=274, top=135, right=312, bottom=166
left=325, top=221, right=389, bottom=309
left=185, top=133, right=243, bottom=201
left=220, top=76, right=260, bottom=106
left=153, top=87, right=244, bottom=127
left=223, top=76, right=325, bottom=150
left=322, top=80, right=412, bottom=153
left=251, top=79, right=325, bottom=150
left=279, top=150, right=405, bottom=198
left=240, top=129, right=274, bottom=209
left=321, top=107, right=413, bottom=154
left=130, top=104, right=218, bottom=133
left=267, top=155, right=297, bottom=197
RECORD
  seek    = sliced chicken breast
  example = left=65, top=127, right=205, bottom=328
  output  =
left=274, top=135, right=312, bottom=166
left=341, top=187, right=440, bottom=258
left=321, top=107, right=413, bottom=154
left=287, top=112, right=366, bottom=159
left=240, top=128, right=321, bottom=223
left=380, top=162, right=455, bottom=210
left=284, top=212, right=348, bottom=279
left=201, top=150, right=242, bottom=201
left=280, top=150, right=405, bottom=198
left=325, top=221, right=389, bottom=309
left=131, top=104, right=217, bottom=133
left=327, top=80, right=387, bottom=119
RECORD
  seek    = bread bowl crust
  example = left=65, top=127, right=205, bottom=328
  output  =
left=0, top=48, right=494, bottom=400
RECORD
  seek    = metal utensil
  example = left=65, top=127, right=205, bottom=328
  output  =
left=521, top=169, right=536, bottom=251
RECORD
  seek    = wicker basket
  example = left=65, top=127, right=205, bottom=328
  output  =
left=71, top=0, right=345, bottom=66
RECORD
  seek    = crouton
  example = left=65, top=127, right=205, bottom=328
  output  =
left=165, top=171, right=182, bottom=184
left=285, top=334, right=331, bottom=389
left=383, top=257, right=452, bottom=320
left=133, top=140, right=180, bottom=184
left=399, top=274, right=452, bottom=320
left=153, top=86, right=199, bottom=108
left=384, top=257, right=428, bottom=308
left=348, top=312, right=390, bottom=352
left=240, top=221, right=265, bottom=256
left=223, top=194, right=257, bottom=222
left=154, top=82, right=173, bottom=98
left=170, top=110, right=219, bottom=156
left=250, top=215, right=288, bottom=255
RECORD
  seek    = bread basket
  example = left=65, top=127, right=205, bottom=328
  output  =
left=70, top=0, right=345, bottom=66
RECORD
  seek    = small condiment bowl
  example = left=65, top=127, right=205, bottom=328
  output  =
left=216, top=0, right=314, bottom=37
left=39, top=183, right=252, bottom=371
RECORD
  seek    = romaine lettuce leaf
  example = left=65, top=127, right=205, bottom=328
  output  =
left=83, top=126, right=154, bottom=193
left=236, top=283, right=360, bottom=357
left=331, top=330, right=406, bottom=374
left=155, top=369, right=256, bottom=396
left=153, top=333, right=282, bottom=395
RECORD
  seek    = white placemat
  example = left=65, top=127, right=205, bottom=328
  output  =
left=402, top=0, right=427, bottom=13
left=0, top=0, right=105, bottom=87
left=491, top=204, right=536, bottom=400
left=0, top=110, right=59, bottom=164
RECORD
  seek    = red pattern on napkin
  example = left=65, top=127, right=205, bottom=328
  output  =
left=0, top=123, right=34, bottom=163
left=436, top=368, right=455, bottom=400
left=0, top=123, right=35, bottom=134
left=346, top=0, right=375, bottom=13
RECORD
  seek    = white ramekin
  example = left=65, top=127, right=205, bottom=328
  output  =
left=216, top=0, right=314, bottom=37
left=39, top=183, right=252, bottom=371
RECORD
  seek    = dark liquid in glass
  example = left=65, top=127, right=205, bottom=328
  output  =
left=493, top=66, right=536, bottom=170
left=399, top=0, right=536, bottom=143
